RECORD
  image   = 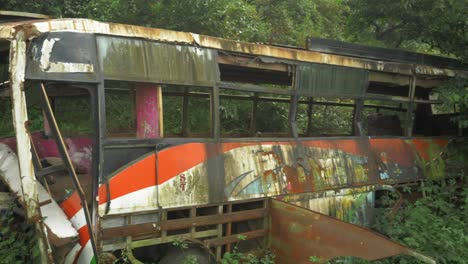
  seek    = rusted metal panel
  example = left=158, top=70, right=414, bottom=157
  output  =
left=297, top=63, right=368, bottom=97
left=101, top=208, right=266, bottom=239
left=96, top=35, right=219, bottom=86
left=1, top=19, right=465, bottom=77
left=26, top=32, right=98, bottom=82
left=218, top=54, right=289, bottom=72
left=277, top=186, right=378, bottom=227
left=269, top=198, right=435, bottom=263
left=307, top=37, right=467, bottom=70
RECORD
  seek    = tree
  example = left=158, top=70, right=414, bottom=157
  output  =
left=0, top=0, right=89, bottom=18
left=345, top=0, right=468, bottom=60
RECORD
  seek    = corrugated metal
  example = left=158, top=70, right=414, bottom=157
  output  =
left=97, top=36, right=219, bottom=86
left=297, top=63, right=368, bottom=97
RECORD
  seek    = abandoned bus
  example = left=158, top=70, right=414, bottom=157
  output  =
left=0, top=12, right=466, bottom=264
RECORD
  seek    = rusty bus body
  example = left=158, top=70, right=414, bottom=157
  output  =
left=0, top=13, right=466, bottom=264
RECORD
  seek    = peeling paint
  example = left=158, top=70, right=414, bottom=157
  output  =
left=39, top=37, right=94, bottom=73
left=1, top=19, right=465, bottom=77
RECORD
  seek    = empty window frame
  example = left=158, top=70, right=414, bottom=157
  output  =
left=297, top=97, right=355, bottom=137
left=361, top=100, right=407, bottom=136
left=254, top=93, right=291, bottom=136
left=217, top=55, right=294, bottom=137
left=219, top=89, right=252, bottom=137
left=163, top=85, right=212, bottom=138
left=104, top=81, right=137, bottom=138
left=28, top=83, right=94, bottom=138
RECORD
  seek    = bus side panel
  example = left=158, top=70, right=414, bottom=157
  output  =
left=97, top=137, right=448, bottom=215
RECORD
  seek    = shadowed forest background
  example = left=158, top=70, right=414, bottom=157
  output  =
left=0, top=1, right=467, bottom=263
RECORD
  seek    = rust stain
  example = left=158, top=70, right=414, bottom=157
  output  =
left=269, top=198, right=435, bottom=264
left=261, top=151, right=282, bottom=164
left=1, top=19, right=464, bottom=77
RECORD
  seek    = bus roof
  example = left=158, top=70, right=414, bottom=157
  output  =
left=0, top=18, right=467, bottom=78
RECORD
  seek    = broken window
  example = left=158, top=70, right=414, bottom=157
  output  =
left=296, top=97, right=354, bottom=137
left=362, top=100, right=407, bottom=136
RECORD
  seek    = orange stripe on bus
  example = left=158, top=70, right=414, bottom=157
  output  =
left=60, top=192, right=82, bottom=218
left=157, top=143, right=209, bottom=184
left=99, top=154, right=156, bottom=204
left=77, top=225, right=90, bottom=246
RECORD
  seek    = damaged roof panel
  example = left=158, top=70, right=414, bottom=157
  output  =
left=26, top=32, right=98, bottom=82
left=0, top=18, right=466, bottom=78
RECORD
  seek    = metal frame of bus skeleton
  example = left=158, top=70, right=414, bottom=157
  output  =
left=1, top=16, right=466, bottom=264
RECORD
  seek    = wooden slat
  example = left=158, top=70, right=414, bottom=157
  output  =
left=101, top=208, right=266, bottom=239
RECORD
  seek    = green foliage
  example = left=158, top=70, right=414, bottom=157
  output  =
left=53, top=94, right=93, bottom=136
left=171, top=238, right=207, bottom=264
left=256, top=101, right=289, bottom=134
left=220, top=96, right=252, bottom=135
left=220, top=234, right=275, bottom=264
left=171, top=235, right=275, bottom=264
left=346, top=0, right=468, bottom=60
left=309, top=255, right=323, bottom=263
left=371, top=179, right=468, bottom=264
left=0, top=201, right=40, bottom=264
left=172, top=237, right=190, bottom=250
left=433, top=77, right=468, bottom=128
left=256, top=0, right=348, bottom=46
left=0, top=97, right=14, bottom=137
left=0, top=0, right=89, bottom=18
left=106, top=92, right=135, bottom=135
left=221, top=246, right=275, bottom=264
left=353, top=143, right=467, bottom=264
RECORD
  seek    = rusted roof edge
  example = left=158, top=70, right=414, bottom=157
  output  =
left=1, top=18, right=467, bottom=77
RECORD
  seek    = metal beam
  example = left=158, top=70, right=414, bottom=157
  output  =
left=9, top=31, right=53, bottom=264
